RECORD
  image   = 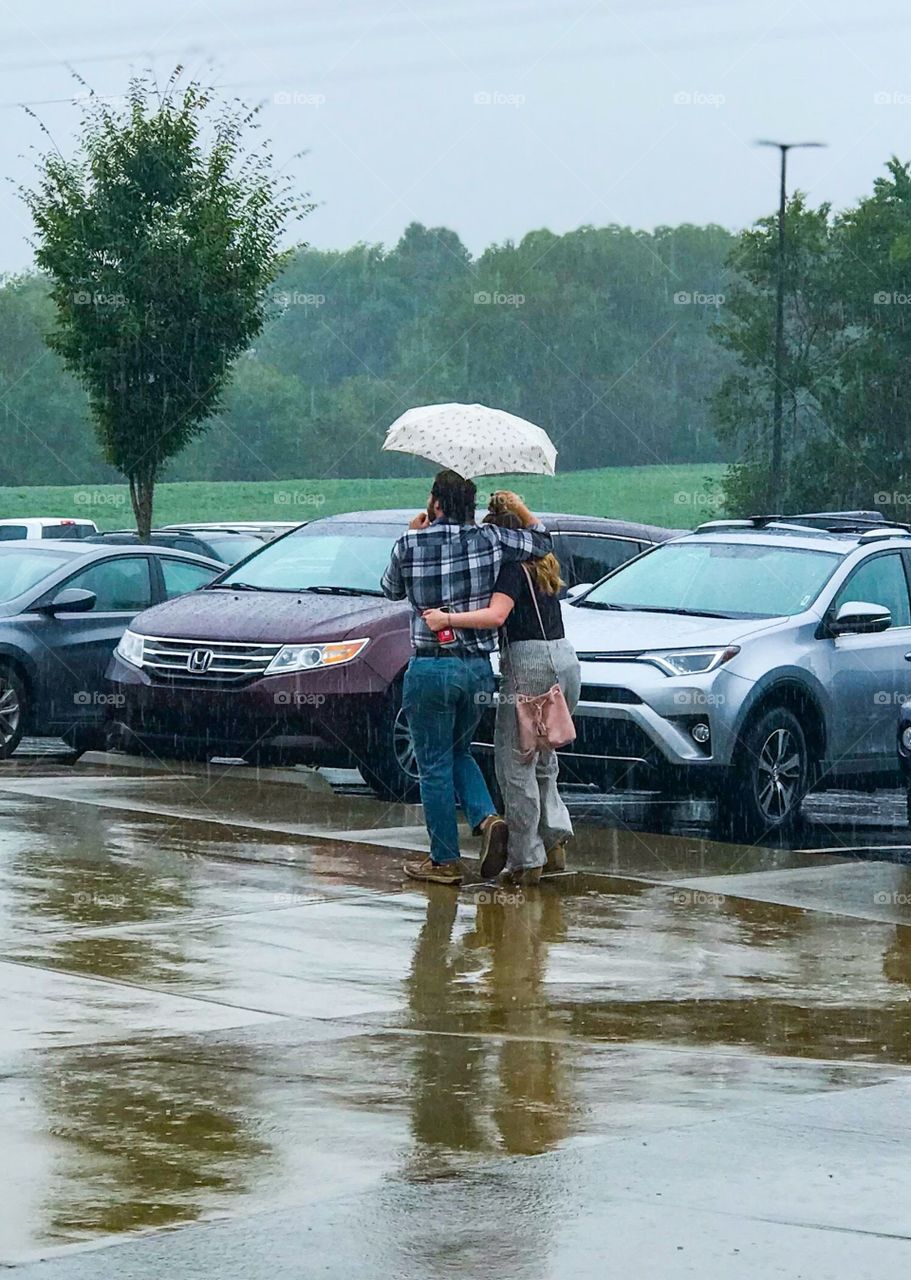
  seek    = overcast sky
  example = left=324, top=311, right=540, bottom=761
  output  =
left=1, top=0, right=909, bottom=269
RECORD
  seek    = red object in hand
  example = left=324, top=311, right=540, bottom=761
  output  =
left=436, top=626, right=457, bottom=646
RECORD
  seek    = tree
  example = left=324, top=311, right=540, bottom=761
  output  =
left=714, top=160, right=911, bottom=516
left=22, top=71, right=307, bottom=536
left=712, top=196, right=846, bottom=512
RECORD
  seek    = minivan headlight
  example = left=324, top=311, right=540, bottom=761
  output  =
left=639, top=646, right=740, bottom=676
left=265, top=638, right=369, bottom=675
left=115, top=629, right=145, bottom=668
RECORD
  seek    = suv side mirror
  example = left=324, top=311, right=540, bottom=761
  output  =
left=830, top=600, right=892, bottom=636
left=566, top=582, right=593, bottom=601
left=35, top=587, right=97, bottom=615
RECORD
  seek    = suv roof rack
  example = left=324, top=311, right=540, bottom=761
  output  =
left=695, top=510, right=911, bottom=536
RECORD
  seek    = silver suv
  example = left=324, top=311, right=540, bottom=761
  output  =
left=559, top=512, right=911, bottom=837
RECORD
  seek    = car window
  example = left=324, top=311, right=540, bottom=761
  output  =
left=64, top=557, right=154, bottom=612
left=552, top=533, right=643, bottom=585
left=833, top=552, right=911, bottom=628
left=0, top=525, right=28, bottom=541
left=42, top=523, right=83, bottom=540
left=161, top=557, right=219, bottom=599
left=0, top=549, right=75, bottom=601
left=202, top=533, right=263, bottom=562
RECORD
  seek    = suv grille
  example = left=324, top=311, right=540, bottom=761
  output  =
left=579, top=684, right=642, bottom=705
left=142, top=636, right=283, bottom=685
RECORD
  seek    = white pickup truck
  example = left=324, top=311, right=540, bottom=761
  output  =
left=0, top=517, right=98, bottom=542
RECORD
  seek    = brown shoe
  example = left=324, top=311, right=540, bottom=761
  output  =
left=403, top=857, right=464, bottom=885
left=544, top=842, right=567, bottom=874
left=479, top=816, right=509, bottom=880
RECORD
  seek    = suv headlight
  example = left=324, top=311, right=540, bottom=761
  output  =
left=115, top=629, right=145, bottom=668
left=638, top=646, right=740, bottom=676
left=265, top=638, right=369, bottom=675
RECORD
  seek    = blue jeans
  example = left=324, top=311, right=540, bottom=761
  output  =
left=403, top=655, right=497, bottom=863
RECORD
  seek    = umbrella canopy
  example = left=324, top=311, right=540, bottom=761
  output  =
left=382, top=402, right=557, bottom=478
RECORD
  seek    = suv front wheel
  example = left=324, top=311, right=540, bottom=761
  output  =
left=718, top=706, right=809, bottom=841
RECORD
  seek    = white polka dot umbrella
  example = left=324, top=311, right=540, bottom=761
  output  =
left=382, top=402, right=557, bottom=478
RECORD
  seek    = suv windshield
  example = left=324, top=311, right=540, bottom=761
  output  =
left=579, top=540, right=840, bottom=618
left=218, top=523, right=397, bottom=594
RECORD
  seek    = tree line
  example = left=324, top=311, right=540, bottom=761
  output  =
left=0, top=219, right=734, bottom=488
left=714, top=157, right=911, bottom=519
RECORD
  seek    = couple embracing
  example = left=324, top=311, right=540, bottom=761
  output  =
left=381, top=470, right=581, bottom=887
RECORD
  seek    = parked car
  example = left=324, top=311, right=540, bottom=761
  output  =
left=519, top=511, right=911, bottom=838
left=0, top=541, right=221, bottom=758
left=106, top=508, right=678, bottom=798
left=163, top=521, right=300, bottom=541
left=0, top=517, right=98, bottom=541
left=86, top=528, right=265, bottom=565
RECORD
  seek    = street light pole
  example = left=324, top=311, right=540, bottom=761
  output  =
left=756, top=140, right=826, bottom=510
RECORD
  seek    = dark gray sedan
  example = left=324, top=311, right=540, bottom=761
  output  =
left=0, top=541, right=221, bottom=758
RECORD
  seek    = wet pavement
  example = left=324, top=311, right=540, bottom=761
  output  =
left=2, top=748, right=911, bottom=1276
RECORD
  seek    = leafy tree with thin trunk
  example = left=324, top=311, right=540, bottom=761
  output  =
left=22, top=71, right=308, bottom=538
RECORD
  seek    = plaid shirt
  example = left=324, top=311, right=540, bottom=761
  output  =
left=381, top=518, right=552, bottom=654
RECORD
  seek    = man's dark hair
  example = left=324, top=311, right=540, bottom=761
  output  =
left=431, top=470, right=476, bottom=524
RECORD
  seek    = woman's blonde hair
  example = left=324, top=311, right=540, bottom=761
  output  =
left=483, top=497, right=564, bottom=597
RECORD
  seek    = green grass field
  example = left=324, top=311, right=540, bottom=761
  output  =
left=0, top=464, right=726, bottom=531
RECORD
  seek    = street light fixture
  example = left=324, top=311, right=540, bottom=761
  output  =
left=755, top=139, right=827, bottom=508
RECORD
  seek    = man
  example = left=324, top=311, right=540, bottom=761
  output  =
left=381, top=470, right=552, bottom=885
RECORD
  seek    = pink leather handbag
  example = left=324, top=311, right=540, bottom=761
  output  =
left=510, top=567, right=577, bottom=759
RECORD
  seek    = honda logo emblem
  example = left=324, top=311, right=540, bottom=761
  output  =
left=187, top=648, right=214, bottom=673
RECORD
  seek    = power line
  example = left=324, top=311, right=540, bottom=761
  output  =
left=0, top=0, right=843, bottom=77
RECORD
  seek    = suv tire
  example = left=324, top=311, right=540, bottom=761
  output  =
left=718, top=706, right=809, bottom=841
left=360, top=689, right=421, bottom=803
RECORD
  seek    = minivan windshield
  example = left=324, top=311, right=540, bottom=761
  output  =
left=217, top=524, right=397, bottom=594
left=577, top=540, right=840, bottom=618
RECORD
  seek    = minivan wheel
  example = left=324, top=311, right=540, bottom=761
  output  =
left=359, top=691, right=421, bottom=803
left=0, top=666, right=26, bottom=760
left=717, top=706, right=809, bottom=841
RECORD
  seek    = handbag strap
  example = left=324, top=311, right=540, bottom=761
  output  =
left=521, top=564, right=548, bottom=641
left=520, top=564, right=561, bottom=686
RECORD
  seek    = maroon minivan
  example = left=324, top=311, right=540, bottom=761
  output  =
left=107, top=509, right=678, bottom=799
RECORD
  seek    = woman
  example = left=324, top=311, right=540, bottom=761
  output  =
left=422, top=493, right=581, bottom=886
